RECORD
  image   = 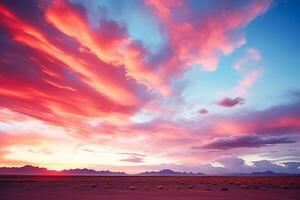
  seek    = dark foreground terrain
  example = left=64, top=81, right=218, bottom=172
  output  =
left=0, top=176, right=299, bottom=200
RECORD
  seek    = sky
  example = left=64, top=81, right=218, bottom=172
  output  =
left=0, top=0, right=299, bottom=174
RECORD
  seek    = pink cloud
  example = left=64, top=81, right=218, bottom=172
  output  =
left=198, top=108, right=209, bottom=114
left=146, top=0, right=271, bottom=73
left=217, top=97, right=245, bottom=107
left=120, top=156, right=144, bottom=163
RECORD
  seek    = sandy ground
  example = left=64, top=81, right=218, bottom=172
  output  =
left=0, top=176, right=299, bottom=200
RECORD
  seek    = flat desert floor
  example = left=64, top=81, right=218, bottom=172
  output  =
left=0, top=176, right=299, bottom=200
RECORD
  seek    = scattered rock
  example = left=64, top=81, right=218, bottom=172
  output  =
left=156, top=185, right=164, bottom=189
left=104, top=185, right=113, bottom=189
left=221, top=187, right=229, bottom=191
left=72, top=184, right=87, bottom=189
left=204, top=188, right=211, bottom=191
left=174, top=185, right=181, bottom=190
left=240, top=185, right=248, bottom=189
left=128, top=186, right=137, bottom=190
left=280, top=185, right=290, bottom=189
left=186, top=185, right=194, bottom=189
left=143, top=186, right=150, bottom=190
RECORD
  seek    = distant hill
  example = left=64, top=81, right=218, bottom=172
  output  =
left=0, top=165, right=126, bottom=176
left=0, top=166, right=205, bottom=176
left=138, top=169, right=205, bottom=176
left=224, top=170, right=299, bottom=176
left=61, top=168, right=126, bottom=176
left=250, top=171, right=294, bottom=176
left=0, top=166, right=298, bottom=176
left=0, top=165, right=59, bottom=175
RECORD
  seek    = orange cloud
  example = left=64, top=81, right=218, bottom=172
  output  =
left=0, top=5, right=140, bottom=108
left=46, top=0, right=171, bottom=95
left=0, top=4, right=151, bottom=130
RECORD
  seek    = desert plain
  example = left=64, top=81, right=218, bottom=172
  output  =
left=0, top=176, right=299, bottom=200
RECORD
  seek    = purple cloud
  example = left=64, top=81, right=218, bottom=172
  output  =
left=217, top=97, right=245, bottom=107
left=120, top=156, right=144, bottom=163
left=118, top=152, right=146, bottom=157
left=198, top=108, right=208, bottom=114
left=200, top=135, right=296, bottom=149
